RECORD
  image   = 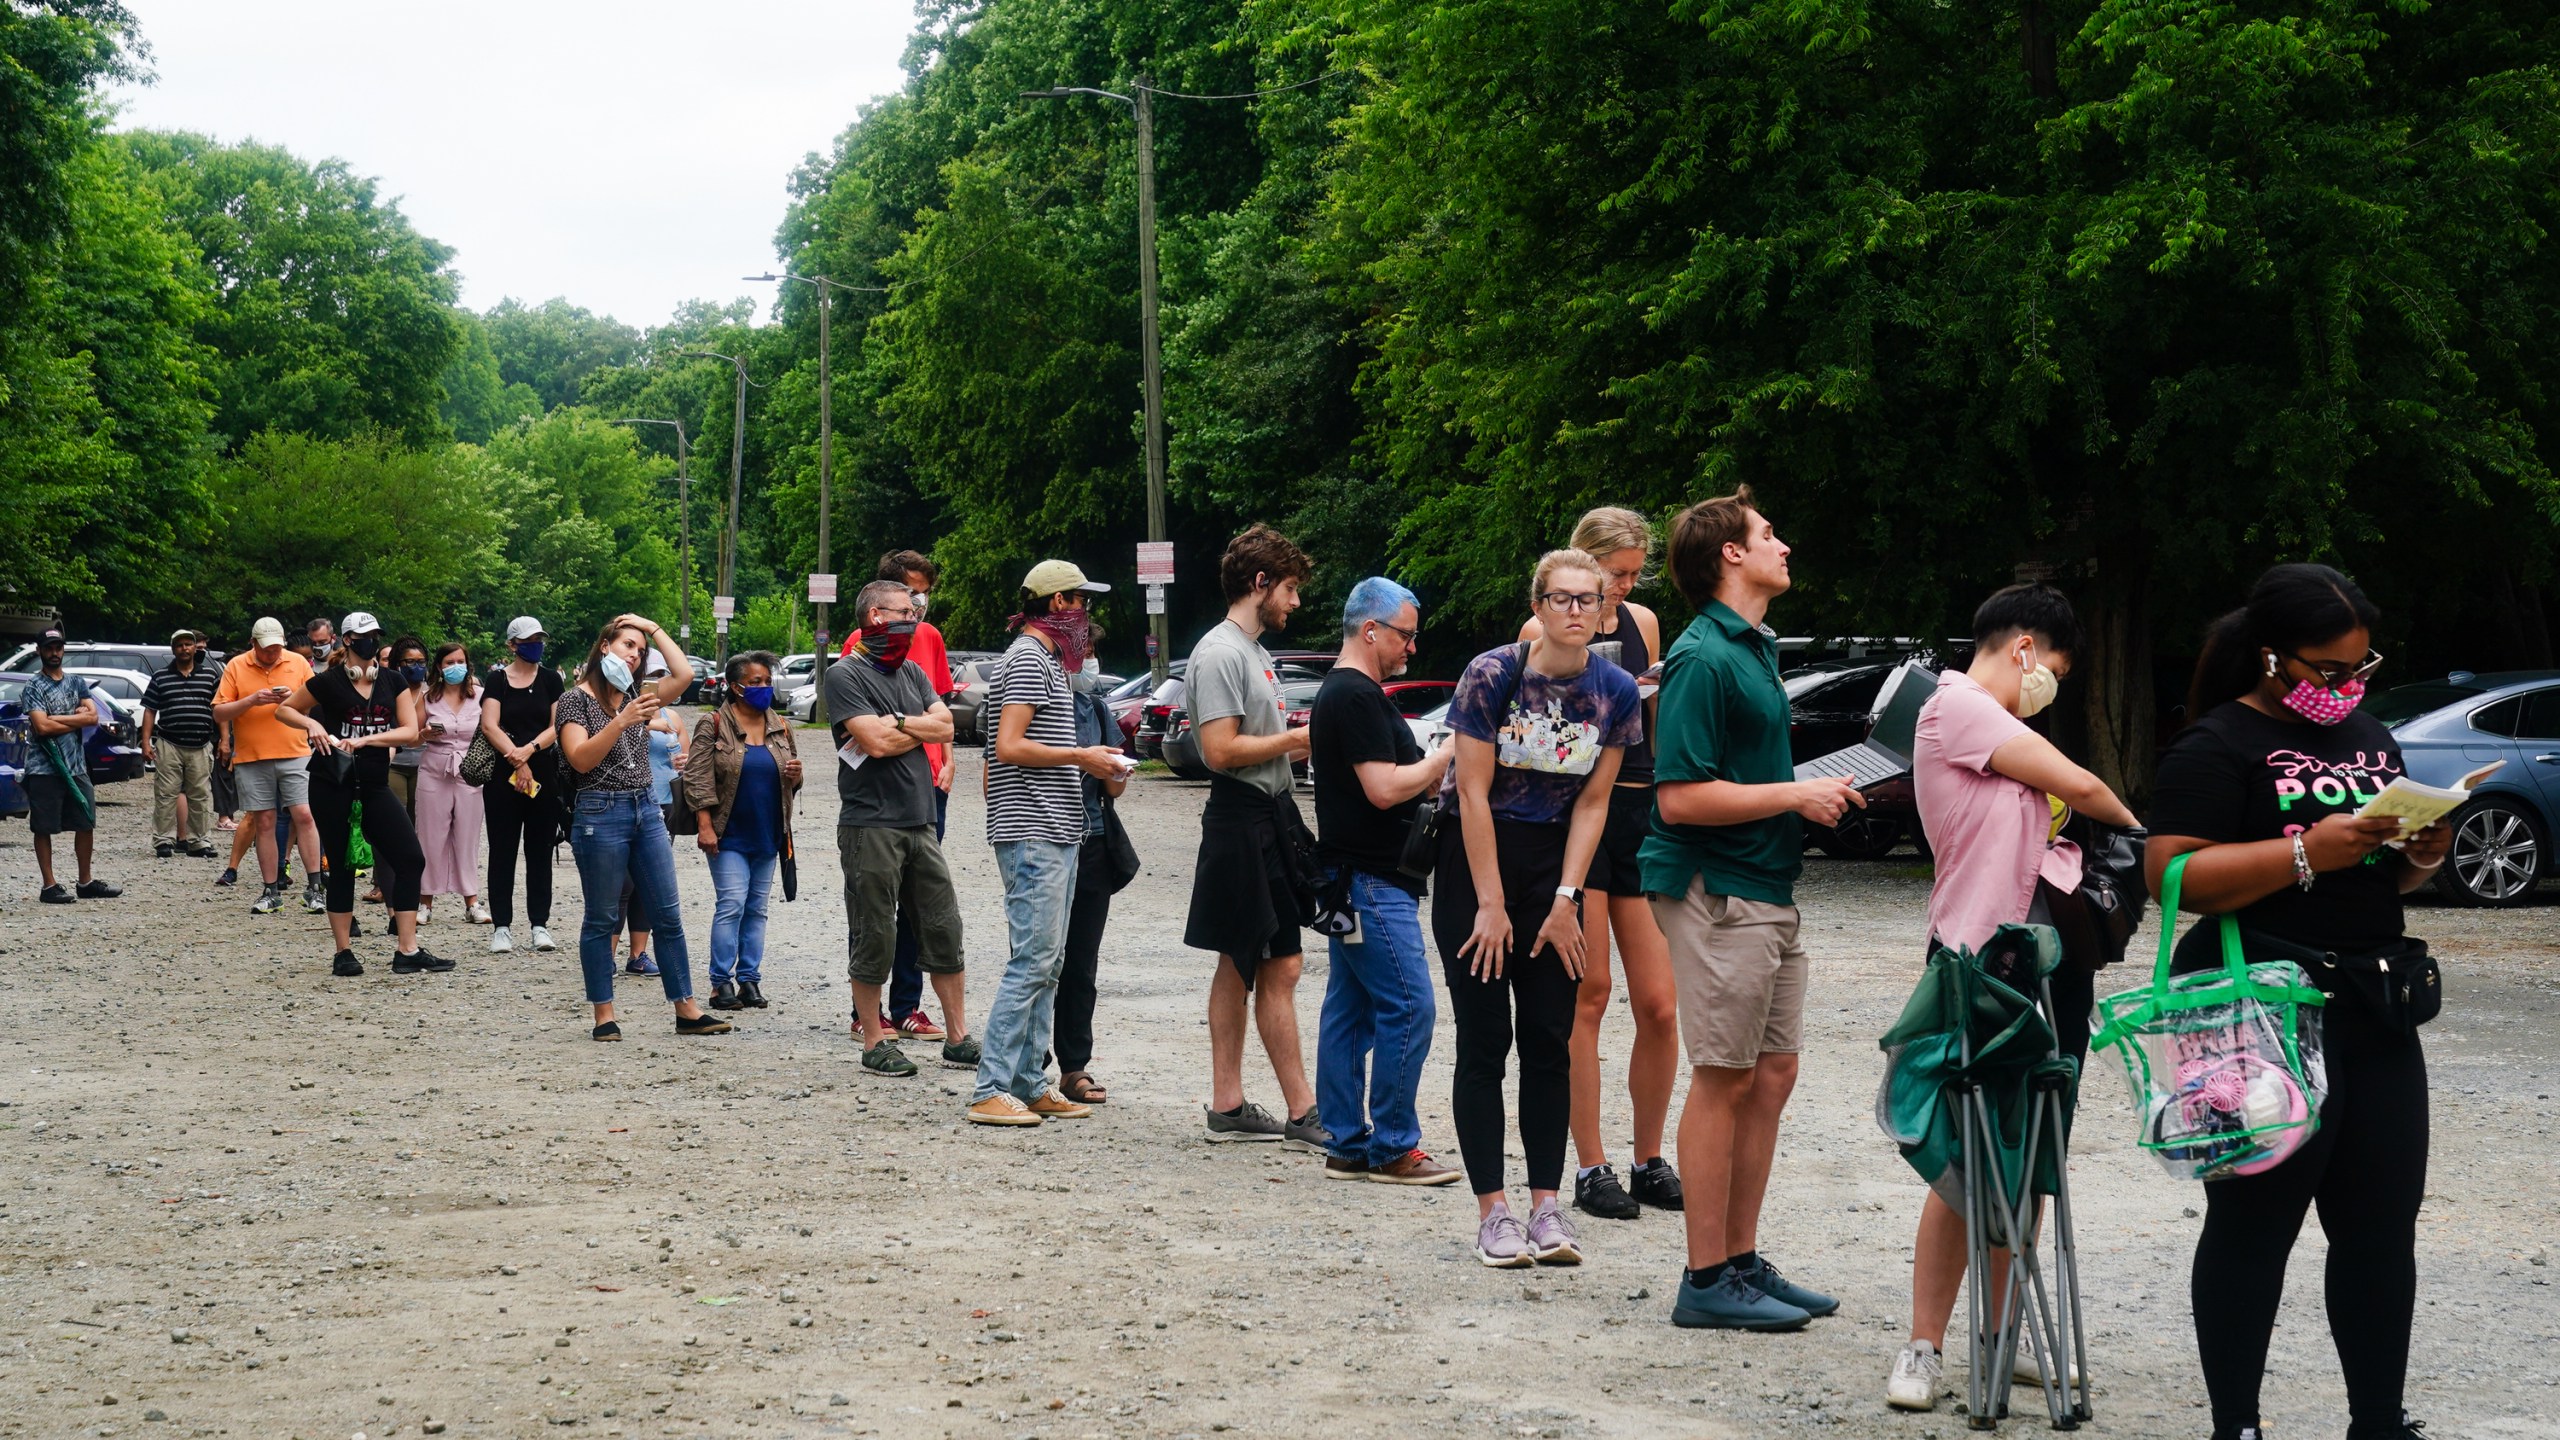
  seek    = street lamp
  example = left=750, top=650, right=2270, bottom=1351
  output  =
left=679, top=347, right=751, bottom=666
left=1020, top=80, right=1170, bottom=687
left=611, top=417, right=693, bottom=647
left=746, top=270, right=875, bottom=732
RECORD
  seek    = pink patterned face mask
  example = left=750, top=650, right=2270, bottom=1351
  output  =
left=2280, top=677, right=2365, bottom=725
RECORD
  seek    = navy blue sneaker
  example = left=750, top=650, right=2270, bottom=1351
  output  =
left=1736, top=1255, right=1838, bottom=1317
left=1672, top=1269, right=1811, bottom=1331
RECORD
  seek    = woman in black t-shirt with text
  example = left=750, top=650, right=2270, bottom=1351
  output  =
left=277, top=611, right=436, bottom=979
left=2144, top=564, right=2452, bottom=1440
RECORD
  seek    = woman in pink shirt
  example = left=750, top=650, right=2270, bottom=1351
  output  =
left=1885, top=585, right=2138, bottom=1413
left=413, top=642, right=489, bottom=926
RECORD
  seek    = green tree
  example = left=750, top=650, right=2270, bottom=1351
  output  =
left=482, top=297, right=643, bottom=412
left=439, top=309, right=541, bottom=445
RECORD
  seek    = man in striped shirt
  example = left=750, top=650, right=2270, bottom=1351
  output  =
left=143, top=628, right=222, bottom=858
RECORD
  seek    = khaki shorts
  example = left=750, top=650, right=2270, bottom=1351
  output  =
left=1649, top=876, right=1807, bottom=1068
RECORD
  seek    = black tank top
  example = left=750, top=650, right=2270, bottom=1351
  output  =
left=307, top=665, right=402, bottom=787
left=1596, top=607, right=1655, bottom=785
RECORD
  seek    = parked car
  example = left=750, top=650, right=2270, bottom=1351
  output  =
left=2, top=640, right=184, bottom=677
left=64, top=667, right=152, bottom=729
left=2369, top=670, right=2560, bottom=907
left=0, top=671, right=147, bottom=784
left=1156, top=664, right=1333, bottom=780
left=1102, top=672, right=1159, bottom=755
left=683, top=653, right=721, bottom=707
left=1137, top=660, right=1325, bottom=763
left=1784, top=658, right=1927, bottom=859
left=944, top=651, right=1007, bottom=743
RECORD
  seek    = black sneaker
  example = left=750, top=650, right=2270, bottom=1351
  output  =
left=391, top=948, right=453, bottom=974
left=75, top=879, right=120, bottom=899
left=1575, top=1163, right=1642, bottom=1220
left=215, top=866, right=239, bottom=887
left=1629, top=1156, right=1685, bottom=1210
left=39, top=884, right=74, bottom=905
left=331, top=950, right=364, bottom=977
left=156, top=842, right=176, bottom=859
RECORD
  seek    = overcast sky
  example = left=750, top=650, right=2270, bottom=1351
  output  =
left=107, top=1, right=916, bottom=329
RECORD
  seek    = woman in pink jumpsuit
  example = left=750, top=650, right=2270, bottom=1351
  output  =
left=414, top=641, right=488, bottom=923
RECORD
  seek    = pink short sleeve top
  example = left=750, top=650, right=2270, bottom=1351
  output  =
left=1912, top=671, right=2083, bottom=953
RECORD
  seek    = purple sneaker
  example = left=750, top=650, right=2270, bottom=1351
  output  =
left=1527, top=1200, right=1583, bottom=1265
left=1475, top=1204, right=1534, bottom=1269
left=625, top=951, right=660, bottom=976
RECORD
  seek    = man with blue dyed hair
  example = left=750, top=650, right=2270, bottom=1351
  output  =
left=1307, top=577, right=1460, bottom=1184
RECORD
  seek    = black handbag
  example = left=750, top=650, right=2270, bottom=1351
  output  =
left=2044, top=818, right=2150, bottom=971
left=1101, top=800, right=1141, bottom=893
left=2243, top=928, right=2440, bottom=1034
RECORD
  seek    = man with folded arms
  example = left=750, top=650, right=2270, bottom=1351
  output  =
left=142, top=627, right=222, bottom=858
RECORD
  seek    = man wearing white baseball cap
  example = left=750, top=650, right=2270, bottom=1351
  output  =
left=969, top=559, right=1127, bottom=1126
left=214, top=615, right=328, bottom=915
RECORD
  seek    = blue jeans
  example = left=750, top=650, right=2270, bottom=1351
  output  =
left=706, top=847, right=776, bottom=986
left=1318, top=867, right=1437, bottom=1167
left=569, top=789, right=691, bottom=1005
left=973, top=838, right=1079, bottom=1104
left=886, top=786, right=951, bottom=1023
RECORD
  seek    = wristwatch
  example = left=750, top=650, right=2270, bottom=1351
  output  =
left=892, top=712, right=908, bottom=734
left=1554, top=885, right=1582, bottom=905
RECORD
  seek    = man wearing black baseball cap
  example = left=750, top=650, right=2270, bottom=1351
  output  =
left=24, top=629, right=121, bottom=903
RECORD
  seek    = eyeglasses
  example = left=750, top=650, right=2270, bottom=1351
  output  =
left=1369, top=619, right=1420, bottom=648
left=1537, top=591, right=1604, bottom=613
left=2279, top=648, right=2385, bottom=689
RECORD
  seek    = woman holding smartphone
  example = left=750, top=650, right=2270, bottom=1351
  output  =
left=414, top=641, right=488, bottom=926
left=1439, top=549, right=1645, bottom=1268
left=480, top=616, right=563, bottom=955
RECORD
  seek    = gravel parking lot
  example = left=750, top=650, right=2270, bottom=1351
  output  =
left=3, top=746, right=2555, bottom=1440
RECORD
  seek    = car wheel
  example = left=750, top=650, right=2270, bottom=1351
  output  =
left=2435, top=797, right=2546, bottom=908
left=1813, top=810, right=1904, bottom=860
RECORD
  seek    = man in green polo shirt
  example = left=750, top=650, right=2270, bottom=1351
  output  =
left=1640, top=485, right=1863, bottom=1333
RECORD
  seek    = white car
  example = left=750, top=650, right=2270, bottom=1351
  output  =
left=1409, top=700, right=1452, bottom=753
left=788, top=681, right=821, bottom=721
left=64, top=667, right=153, bottom=729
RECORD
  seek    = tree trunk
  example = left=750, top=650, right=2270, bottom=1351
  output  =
left=2080, top=556, right=2157, bottom=809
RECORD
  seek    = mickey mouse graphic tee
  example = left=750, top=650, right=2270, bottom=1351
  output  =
left=2148, top=699, right=2409, bottom=958
left=1437, top=643, right=1643, bottom=826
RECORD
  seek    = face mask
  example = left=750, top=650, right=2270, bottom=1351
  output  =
left=2280, top=675, right=2365, bottom=725
left=739, top=685, right=775, bottom=711
left=442, top=664, right=470, bottom=686
left=399, top=662, right=427, bottom=687
left=910, top=591, right=930, bottom=621
left=2014, top=643, right=2059, bottom=718
left=514, top=640, right=545, bottom=664
left=599, top=653, right=634, bottom=693
left=858, top=619, right=918, bottom=672
left=1020, top=607, right=1092, bottom=673
left=346, top=633, right=381, bottom=661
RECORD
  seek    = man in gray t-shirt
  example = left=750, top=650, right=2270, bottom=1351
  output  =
left=1181, top=525, right=1324, bottom=1151
left=829, top=581, right=971, bottom=1078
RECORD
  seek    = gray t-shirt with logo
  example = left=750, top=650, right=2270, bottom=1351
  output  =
left=1187, top=619, right=1293, bottom=796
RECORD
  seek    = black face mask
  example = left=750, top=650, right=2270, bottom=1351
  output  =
left=346, top=634, right=381, bottom=661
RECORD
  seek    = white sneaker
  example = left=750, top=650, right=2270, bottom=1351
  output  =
left=1887, top=1339, right=1943, bottom=1411
left=467, top=900, right=491, bottom=924
left=490, top=926, right=514, bottom=954
left=2012, top=1344, right=2081, bottom=1388
left=418, top=900, right=433, bottom=925
left=530, top=925, right=556, bottom=952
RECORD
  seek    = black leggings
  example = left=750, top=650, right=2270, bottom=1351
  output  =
left=311, top=776, right=423, bottom=915
left=1053, top=838, right=1115, bottom=1074
left=482, top=778, right=556, bottom=927
left=1431, top=817, right=1578, bottom=1197
left=2192, top=996, right=2428, bottom=1437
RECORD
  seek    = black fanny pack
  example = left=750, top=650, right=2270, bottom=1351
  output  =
left=2243, top=928, right=2441, bottom=1035
left=1395, top=792, right=1443, bottom=881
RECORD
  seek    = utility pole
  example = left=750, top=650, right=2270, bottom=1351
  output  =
left=612, top=418, right=693, bottom=650
left=746, top=271, right=851, bottom=729
left=682, top=348, right=751, bottom=667
left=1020, top=79, right=1170, bottom=686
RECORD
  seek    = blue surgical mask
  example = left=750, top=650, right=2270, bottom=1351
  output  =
left=599, top=653, right=635, bottom=692
left=514, top=640, right=545, bottom=664
left=740, top=685, right=775, bottom=712
left=442, top=664, right=469, bottom=686
left=399, top=662, right=427, bottom=687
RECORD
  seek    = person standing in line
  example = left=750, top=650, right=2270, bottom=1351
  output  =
left=2146, top=564, right=2445, bottom=1440
left=23, top=629, right=121, bottom=903
left=1184, top=525, right=1325, bottom=1147
left=970, top=560, right=1123, bottom=1126
left=840, top=549, right=961, bottom=1042
left=141, top=627, right=222, bottom=859
left=479, top=616, right=564, bottom=955
left=556, top=615, right=725, bottom=1041
left=277, top=612, right=439, bottom=978
left=364, top=635, right=430, bottom=906
left=1885, top=584, right=2140, bottom=1410
left=611, top=697, right=687, bottom=978
left=1438, top=552, right=1643, bottom=1266
left=1644, top=487, right=1859, bottom=1331
left=414, top=642, right=490, bottom=929
left=214, top=616, right=327, bottom=916
left=1309, top=579, right=1459, bottom=1184
left=687, top=651, right=802, bottom=1012
left=1522, top=506, right=1686, bottom=1221
left=1049, top=624, right=1134, bottom=1106
left=831, top=582, right=978, bottom=1076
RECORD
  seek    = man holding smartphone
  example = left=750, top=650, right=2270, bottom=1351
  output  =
left=214, top=616, right=327, bottom=916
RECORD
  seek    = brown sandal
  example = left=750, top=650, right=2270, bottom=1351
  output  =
left=1059, top=1071, right=1108, bottom=1105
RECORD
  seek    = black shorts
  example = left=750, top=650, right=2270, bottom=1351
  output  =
left=26, top=771, right=95, bottom=836
left=1584, top=785, right=1653, bottom=896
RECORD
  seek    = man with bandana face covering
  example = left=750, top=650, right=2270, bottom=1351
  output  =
left=827, top=580, right=979, bottom=1080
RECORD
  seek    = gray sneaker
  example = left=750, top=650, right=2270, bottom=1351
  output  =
left=1526, top=1200, right=1582, bottom=1265
left=250, top=882, right=283, bottom=916
left=1280, top=1108, right=1333, bottom=1154
left=860, top=1040, right=917, bottom=1078
left=1475, top=1205, right=1534, bottom=1268
left=1672, top=1269, right=1813, bottom=1332
left=938, top=1036, right=982, bottom=1069
left=1203, top=1100, right=1284, bottom=1142
left=302, top=875, right=327, bottom=913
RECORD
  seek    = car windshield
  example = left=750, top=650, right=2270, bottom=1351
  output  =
left=2366, top=680, right=2484, bottom=728
left=77, top=673, right=142, bottom=700
left=1104, top=674, right=1153, bottom=702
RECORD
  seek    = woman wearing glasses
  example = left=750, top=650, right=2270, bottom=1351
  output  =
left=1437, top=549, right=1644, bottom=1267
left=2145, top=563, right=2450, bottom=1440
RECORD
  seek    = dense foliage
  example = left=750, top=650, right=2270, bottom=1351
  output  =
left=4, top=0, right=2554, bottom=793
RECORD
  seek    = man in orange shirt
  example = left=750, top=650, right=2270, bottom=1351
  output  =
left=215, top=616, right=328, bottom=915
left=841, top=548, right=958, bottom=1038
